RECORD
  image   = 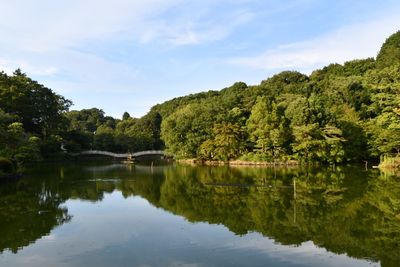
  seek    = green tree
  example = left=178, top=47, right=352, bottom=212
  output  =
left=93, top=125, right=115, bottom=151
left=122, top=112, right=131, bottom=120
left=0, top=70, right=71, bottom=137
left=376, top=31, right=400, bottom=68
left=247, top=96, right=291, bottom=159
left=161, top=103, right=216, bottom=158
left=0, top=122, right=41, bottom=163
left=200, top=122, right=243, bottom=161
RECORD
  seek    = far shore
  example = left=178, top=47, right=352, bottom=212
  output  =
left=176, top=159, right=299, bottom=167
left=0, top=173, right=22, bottom=183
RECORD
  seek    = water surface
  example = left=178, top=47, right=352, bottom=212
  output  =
left=0, top=163, right=399, bottom=266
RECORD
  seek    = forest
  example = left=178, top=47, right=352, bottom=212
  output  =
left=1, top=31, right=400, bottom=175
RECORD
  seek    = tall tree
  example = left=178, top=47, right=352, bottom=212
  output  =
left=247, top=96, right=291, bottom=159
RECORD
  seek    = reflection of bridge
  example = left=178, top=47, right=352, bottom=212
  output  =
left=70, top=150, right=165, bottom=159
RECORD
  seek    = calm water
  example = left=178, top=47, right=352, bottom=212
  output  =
left=0, top=162, right=399, bottom=267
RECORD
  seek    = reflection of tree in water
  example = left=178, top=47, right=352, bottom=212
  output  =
left=1, top=163, right=399, bottom=266
left=0, top=178, right=71, bottom=253
left=125, top=165, right=400, bottom=267
left=0, top=163, right=160, bottom=255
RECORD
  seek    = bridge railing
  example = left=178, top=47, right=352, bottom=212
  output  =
left=132, top=150, right=165, bottom=157
left=70, top=150, right=165, bottom=158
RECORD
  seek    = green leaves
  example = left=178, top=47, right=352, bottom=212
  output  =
left=0, top=70, right=71, bottom=137
left=376, top=31, right=400, bottom=68
left=199, top=122, right=244, bottom=161
left=2, top=31, right=400, bottom=165
left=161, top=103, right=216, bottom=158
left=247, top=96, right=291, bottom=159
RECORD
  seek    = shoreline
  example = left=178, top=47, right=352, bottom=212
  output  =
left=378, top=155, right=400, bottom=170
left=176, top=159, right=299, bottom=166
left=0, top=173, right=23, bottom=183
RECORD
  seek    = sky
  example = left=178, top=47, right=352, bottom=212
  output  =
left=0, top=0, right=400, bottom=118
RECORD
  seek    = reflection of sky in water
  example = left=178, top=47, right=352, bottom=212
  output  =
left=0, top=192, right=379, bottom=267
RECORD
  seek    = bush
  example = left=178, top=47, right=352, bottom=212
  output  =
left=239, top=152, right=271, bottom=162
left=0, top=157, right=16, bottom=174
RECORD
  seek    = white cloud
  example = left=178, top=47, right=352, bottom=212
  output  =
left=163, top=9, right=254, bottom=46
left=0, top=0, right=184, bottom=52
left=0, top=58, right=57, bottom=76
left=2, top=0, right=399, bottom=118
left=0, top=0, right=254, bottom=52
left=229, top=14, right=400, bottom=72
left=0, top=0, right=254, bottom=82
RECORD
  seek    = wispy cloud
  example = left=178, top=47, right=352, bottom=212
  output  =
left=1, top=0, right=399, bottom=117
left=0, top=0, right=184, bottom=52
left=155, top=9, right=254, bottom=46
left=229, top=13, right=400, bottom=72
left=0, top=58, right=58, bottom=76
left=0, top=0, right=255, bottom=52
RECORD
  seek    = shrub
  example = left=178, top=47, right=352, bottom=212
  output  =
left=0, top=157, right=16, bottom=174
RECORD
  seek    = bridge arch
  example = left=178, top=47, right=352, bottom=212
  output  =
left=70, top=150, right=165, bottom=159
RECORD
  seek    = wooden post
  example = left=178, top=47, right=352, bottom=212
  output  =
left=293, top=178, right=296, bottom=224
left=293, top=178, right=296, bottom=199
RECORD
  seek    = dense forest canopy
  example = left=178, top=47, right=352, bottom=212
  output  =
left=1, top=31, right=400, bottom=171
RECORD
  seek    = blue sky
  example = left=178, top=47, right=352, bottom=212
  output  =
left=1, top=0, right=400, bottom=118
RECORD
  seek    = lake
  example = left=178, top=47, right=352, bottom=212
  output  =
left=0, top=162, right=399, bottom=267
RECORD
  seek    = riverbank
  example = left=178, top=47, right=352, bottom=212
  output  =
left=378, top=155, right=400, bottom=169
left=0, top=157, right=21, bottom=183
left=176, top=159, right=299, bottom=166
left=0, top=172, right=22, bottom=183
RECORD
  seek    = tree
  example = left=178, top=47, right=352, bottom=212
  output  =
left=93, top=125, right=115, bottom=151
left=320, top=125, right=346, bottom=164
left=247, top=96, right=292, bottom=159
left=0, top=122, right=41, bottom=163
left=199, top=123, right=243, bottom=161
left=161, top=103, right=216, bottom=158
left=292, top=123, right=324, bottom=162
left=376, top=31, right=400, bottom=68
left=0, top=70, right=71, bottom=137
left=122, top=112, right=131, bottom=120
left=292, top=124, right=346, bottom=164
left=66, top=108, right=106, bottom=133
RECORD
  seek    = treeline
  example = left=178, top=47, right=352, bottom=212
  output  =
left=0, top=72, right=162, bottom=174
left=1, top=31, right=400, bottom=171
left=156, top=31, right=400, bottom=163
left=0, top=69, right=70, bottom=175
left=64, top=108, right=162, bottom=152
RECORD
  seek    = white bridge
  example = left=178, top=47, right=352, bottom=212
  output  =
left=70, top=150, right=165, bottom=159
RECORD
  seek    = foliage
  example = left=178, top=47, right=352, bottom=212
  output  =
left=2, top=31, right=400, bottom=165
left=161, top=103, right=216, bottom=158
left=0, top=69, right=71, bottom=137
left=159, top=31, right=400, bottom=164
left=376, top=30, right=400, bottom=68
left=379, top=154, right=400, bottom=169
left=0, top=157, right=15, bottom=175
left=122, top=111, right=131, bottom=120
left=247, top=96, right=292, bottom=159
left=0, top=71, right=69, bottom=166
left=199, top=122, right=244, bottom=161
left=0, top=122, right=41, bottom=164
